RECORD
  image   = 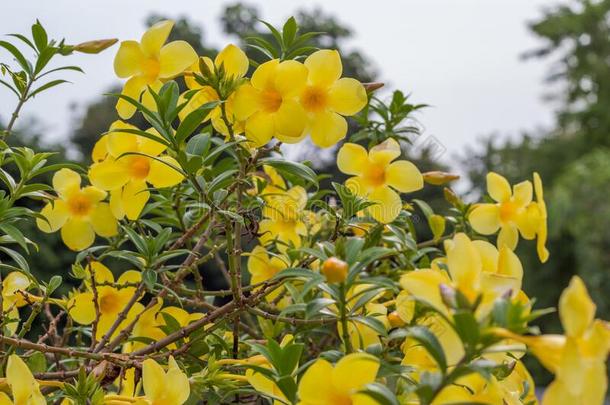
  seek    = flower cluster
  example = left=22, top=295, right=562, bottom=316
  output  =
left=0, top=18, right=607, bottom=405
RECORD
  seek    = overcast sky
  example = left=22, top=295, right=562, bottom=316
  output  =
left=1, top=0, right=562, bottom=162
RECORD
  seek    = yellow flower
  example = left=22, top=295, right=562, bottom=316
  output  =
left=179, top=44, right=248, bottom=137
left=1, top=272, right=33, bottom=334
left=337, top=139, right=423, bottom=224
left=113, top=20, right=197, bottom=119
left=233, top=59, right=308, bottom=146
left=298, top=49, right=368, bottom=147
left=247, top=245, right=288, bottom=302
left=297, top=352, right=379, bottom=404
left=469, top=172, right=547, bottom=261
left=495, top=276, right=610, bottom=405
left=89, top=121, right=184, bottom=220
left=0, top=355, right=45, bottom=405
left=139, top=357, right=190, bottom=404
left=67, top=262, right=142, bottom=340
left=258, top=186, right=309, bottom=249
left=36, top=168, right=117, bottom=251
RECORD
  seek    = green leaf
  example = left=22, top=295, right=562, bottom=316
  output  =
left=142, top=268, right=157, bottom=290
left=0, top=223, right=29, bottom=252
left=28, top=79, right=69, bottom=99
left=359, top=383, right=400, bottom=405
left=31, top=21, right=48, bottom=51
left=260, top=158, right=318, bottom=188
left=0, top=246, right=29, bottom=273
left=406, top=326, right=447, bottom=372
left=0, top=40, right=32, bottom=74
left=175, top=101, right=219, bottom=144
left=46, top=275, right=62, bottom=295
left=273, top=267, right=321, bottom=281
left=186, top=133, right=211, bottom=156
left=282, top=17, right=298, bottom=47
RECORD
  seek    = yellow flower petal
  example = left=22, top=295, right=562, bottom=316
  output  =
left=369, top=138, right=401, bottom=167
left=114, top=40, right=144, bottom=78
left=110, top=189, right=125, bottom=219
left=3, top=272, right=31, bottom=307
left=7, top=354, right=44, bottom=405
left=215, top=44, right=249, bottom=79
left=274, top=100, right=307, bottom=143
left=53, top=168, right=81, bottom=198
left=559, top=276, right=595, bottom=338
left=309, top=111, right=347, bottom=148
left=121, top=180, right=150, bottom=220
left=147, top=156, right=184, bottom=188
left=305, top=49, right=342, bottom=88
left=116, top=76, right=147, bottom=120
left=446, top=233, right=481, bottom=295
left=367, top=185, right=401, bottom=224
left=332, top=353, right=379, bottom=395
left=245, top=111, right=274, bottom=147
left=142, top=358, right=167, bottom=400
left=37, top=200, right=69, bottom=232
left=164, top=357, right=191, bottom=404
left=487, top=172, right=511, bottom=203
left=92, top=135, right=109, bottom=162
left=337, top=143, right=368, bottom=176
left=89, top=159, right=130, bottom=191
left=82, top=186, right=107, bottom=203
left=399, top=269, right=449, bottom=313
left=233, top=83, right=261, bottom=120
left=90, top=203, right=118, bottom=237
left=139, top=128, right=167, bottom=157
left=469, top=204, right=501, bottom=235
left=141, top=20, right=173, bottom=57
left=159, top=41, right=198, bottom=79
left=385, top=160, right=423, bottom=193
left=0, top=392, right=12, bottom=405
left=89, top=261, right=114, bottom=284
left=178, top=86, right=219, bottom=122
left=68, top=292, right=96, bottom=324
left=61, top=218, right=95, bottom=251
left=328, top=77, right=367, bottom=116
left=497, top=224, right=518, bottom=250
left=298, top=358, right=336, bottom=403
left=275, top=60, right=308, bottom=97
left=512, top=180, right=533, bottom=207
left=251, top=59, right=279, bottom=90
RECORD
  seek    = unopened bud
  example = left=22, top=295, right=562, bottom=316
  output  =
left=439, top=283, right=457, bottom=309
left=423, top=171, right=460, bottom=186
left=443, top=187, right=462, bottom=208
left=388, top=311, right=406, bottom=328
left=321, top=257, right=348, bottom=283
left=363, top=82, right=384, bottom=92
left=73, top=38, right=118, bottom=54
left=428, top=214, right=446, bottom=242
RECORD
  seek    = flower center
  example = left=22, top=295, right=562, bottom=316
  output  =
left=142, top=57, right=160, bottom=81
left=301, top=86, right=328, bottom=112
left=260, top=89, right=282, bottom=113
left=99, top=290, right=121, bottom=314
left=363, top=164, right=386, bottom=188
left=128, top=156, right=151, bottom=180
left=499, top=200, right=518, bottom=223
left=67, top=193, right=93, bottom=217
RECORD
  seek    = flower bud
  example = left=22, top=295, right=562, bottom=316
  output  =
left=363, top=82, right=384, bottom=92
left=388, top=311, right=406, bottom=328
left=321, top=257, right=348, bottom=283
left=443, top=187, right=463, bottom=208
left=428, top=214, right=446, bottom=242
left=73, top=38, right=118, bottom=54
left=423, top=171, right=460, bottom=186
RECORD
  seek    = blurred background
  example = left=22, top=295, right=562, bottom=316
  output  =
left=2, top=0, right=610, bottom=386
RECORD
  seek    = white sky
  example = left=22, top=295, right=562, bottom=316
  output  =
left=1, top=0, right=562, bottom=161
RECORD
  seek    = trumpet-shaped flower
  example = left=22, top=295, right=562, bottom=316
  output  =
left=233, top=59, right=308, bottom=146
left=337, top=139, right=423, bottom=223
left=36, top=168, right=117, bottom=251
left=469, top=172, right=548, bottom=262
left=89, top=121, right=184, bottom=220
left=2, top=272, right=33, bottom=334
left=114, top=20, right=197, bottom=119
left=138, top=357, right=190, bottom=404
left=247, top=246, right=288, bottom=302
left=495, top=276, right=610, bottom=405
left=299, top=49, right=368, bottom=147
left=179, top=44, right=249, bottom=136
left=67, top=262, right=142, bottom=340
left=0, top=355, right=45, bottom=405
left=297, top=352, right=379, bottom=405
left=259, top=186, right=309, bottom=249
